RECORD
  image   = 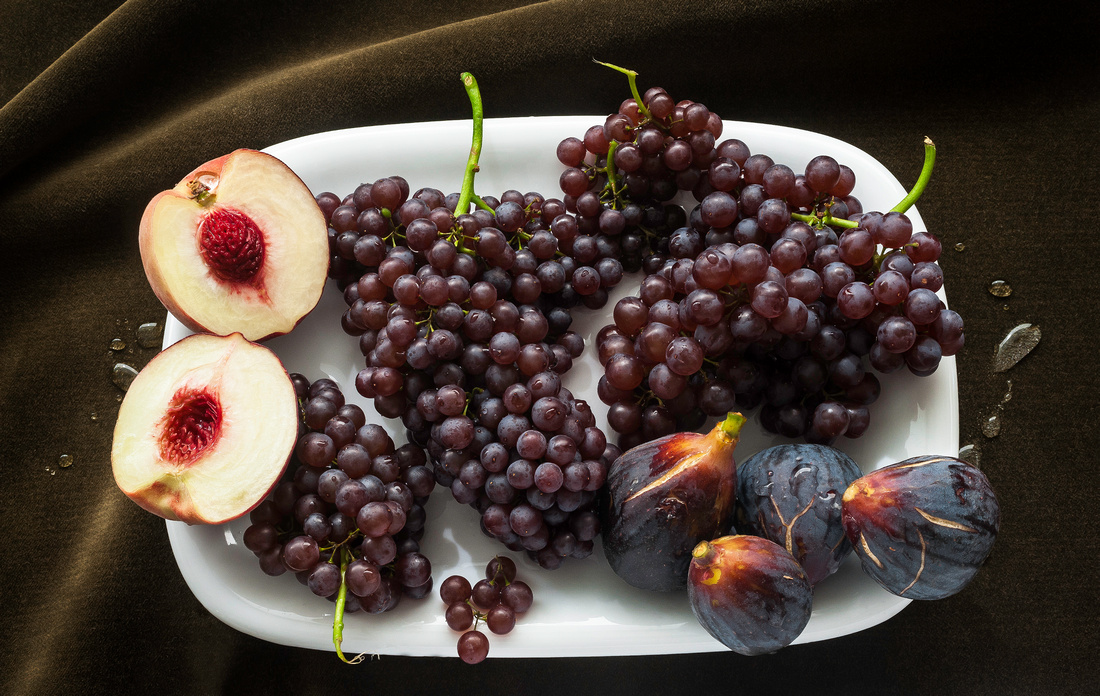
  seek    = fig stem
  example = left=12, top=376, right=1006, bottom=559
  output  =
left=717, top=411, right=747, bottom=441
left=454, top=72, right=484, bottom=216
left=333, top=545, right=364, bottom=664
left=692, top=540, right=716, bottom=561
left=891, top=136, right=936, bottom=214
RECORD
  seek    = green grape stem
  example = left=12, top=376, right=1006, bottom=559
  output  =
left=891, top=136, right=936, bottom=214
left=790, top=137, right=937, bottom=228
left=454, top=72, right=485, bottom=217
left=333, top=545, right=365, bottom=664
left=593, top=59, right=652, bottom=121
left=603, top=140, right=622, bottom=207
left=472, top=193, right=495, bottom=212
left=790, top=208, right=858, bottom=230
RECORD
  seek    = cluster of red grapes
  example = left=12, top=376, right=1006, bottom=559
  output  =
left=315, top=176, right=624, bottom=569
left=440, top=555, right=534, bottom=664
left=241, top=376, right=437, bottom=612
left=563, top=86, right=961, bottom=447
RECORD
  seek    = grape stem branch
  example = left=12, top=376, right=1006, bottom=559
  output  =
left=455, top=72, right=485, bottom=216
left=891, top=137, right=936, bottom=214
left=333, top=545, right=365, bottom=664
left=594, top=60, right=652, bottom=121
left=790, top=137, right=937, bottom=229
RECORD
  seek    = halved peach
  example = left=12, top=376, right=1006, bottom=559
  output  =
left=139, top=148, right=329, bottom=341
left=111, top=332, right=298, bottom=524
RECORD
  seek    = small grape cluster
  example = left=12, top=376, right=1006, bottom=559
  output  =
left=555, top=82, right=721, bottom=273
left=313, top=173, right=622, bottom=569
left=242, top=375, right=437, bottom=614
left=440, top=555, right=534, bottom=664
left=435, top=369, right=611, bottom=569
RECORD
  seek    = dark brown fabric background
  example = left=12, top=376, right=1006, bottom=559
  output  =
left=2, top=1, right=1097, bottom=694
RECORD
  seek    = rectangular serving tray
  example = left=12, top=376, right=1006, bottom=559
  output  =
left=165, top=116, right=958, bottom=657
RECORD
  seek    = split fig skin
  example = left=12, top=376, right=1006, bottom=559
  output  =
left=688, top=535, right=813, bottom=656
left=737, top=444, right=862, bottom=585
left=601, top=412, right=745, bottom=592
left=842, top=455, right=1000, bottom=600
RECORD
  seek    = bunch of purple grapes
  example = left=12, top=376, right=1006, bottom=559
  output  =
left=242, top=376, right=437, bottom=613
left=440, top=555, right=534, bottom=664
left=313, top=177, right=623, bottom=569
left=554, top=88, right=722, bottom=272
left=566, top=90, right=962, bottom=447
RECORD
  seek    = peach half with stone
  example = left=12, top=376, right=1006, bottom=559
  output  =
left=138, top=148, right=329, bottom=342
left=111, top=332, right=298, bottom=525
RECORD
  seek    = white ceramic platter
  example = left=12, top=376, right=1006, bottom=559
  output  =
left=164, top=116, right=958, bottom=657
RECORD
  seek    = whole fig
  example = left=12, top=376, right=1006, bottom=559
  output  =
left=688, top=535, right=813, bottom=655
left=737, top=444, right=863, bottom=585
left=842, top=454, right=1000, bottom=600
left=602, top=412, right=745, bottom=591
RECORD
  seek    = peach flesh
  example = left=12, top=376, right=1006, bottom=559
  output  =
left=111, top=332, right=297, bottom=524
left=138, top=148, right=329, bottom=341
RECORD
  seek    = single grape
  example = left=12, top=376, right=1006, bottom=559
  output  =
left=500, top=580, right=533, bottom=613
left=486, top=604, right=517, bottom=635
left=446, top=601, right=474, bottom=632
left=471, top=579, right=501, bottom=609
left=458, top=630, right=490, bottom=664
left=486, top=556, right=518, bottom=584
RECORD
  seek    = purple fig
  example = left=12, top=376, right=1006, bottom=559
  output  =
left=688, top=535, right=813, bottom=655
left=737, top=444, right=863, bottom=585
left=842, top=454, right=1000, bottom=600
left=602, top=412, right=745, bottom=591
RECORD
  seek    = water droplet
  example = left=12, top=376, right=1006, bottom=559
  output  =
left=988, top=280, right=1012, bottom=297
left=59, top=454, right=74, bottom=468
left=109, top=338, right=126, bottom=351
left=112, top=363, right=139, bottom=391
left=1002, top=380, right=1013, bottom=403
left=137, top=322, right=163, bottom=349
left=90, top=412, right=98, bottom=421
left=981, top=407, right=1003, bottom=438
left=954, top=242, right=966, bottom=252
left=993, top=323, right=1041, bottom=373
left=958, top=444, right=981, bottom=468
